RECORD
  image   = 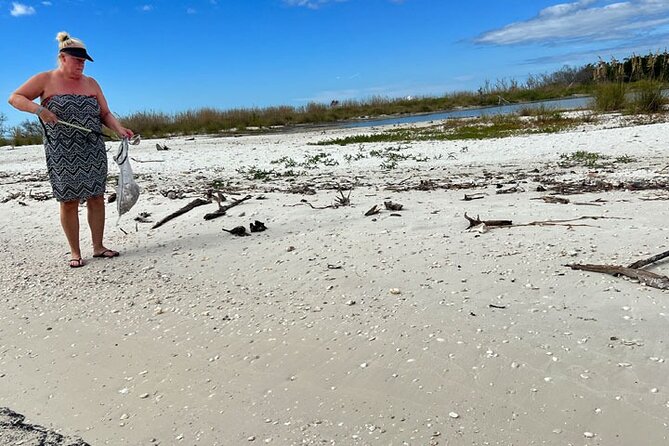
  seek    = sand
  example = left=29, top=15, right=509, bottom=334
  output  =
left=1, top=113, right=668, bottom=445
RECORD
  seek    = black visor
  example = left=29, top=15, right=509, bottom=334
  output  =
left=60, top=47, right=94, bottom=62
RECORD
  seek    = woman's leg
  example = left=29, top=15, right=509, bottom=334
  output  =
left=60, top=200, right=81, bottom=259
left=87, top=195, right=119, bottom=257
left=86, top=195, right=109, bottom=254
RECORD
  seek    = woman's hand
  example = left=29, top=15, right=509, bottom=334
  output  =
left=116, top=127, right=134, bottom=139
left=38, top=108, right=59, bottom=125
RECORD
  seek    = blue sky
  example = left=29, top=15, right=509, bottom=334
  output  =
left=2, top=0, right=669, bottom=128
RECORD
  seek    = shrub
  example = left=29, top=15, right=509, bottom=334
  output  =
left=592, top=82, right=627, bottom=111
left=627, top=80, right=665, bottom=113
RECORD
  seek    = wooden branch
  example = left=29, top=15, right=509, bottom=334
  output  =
left=515, top=216, right=624, bottom=227
left=203, top=194, right=253, bottom=220
left=532, top=196, right=569, bottom=204
left=152, top=198, right=211, bottom=229
left=567, top=263, right=669, bottom=290
left=462, top=193, right=485, bottom=201
left=464, top=212, right=512, bottom=229
left=627, top=249, right=669, bottom=269
left=365, top=205, right=380, bottom=216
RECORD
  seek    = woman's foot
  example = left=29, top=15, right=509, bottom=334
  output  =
left=69, top=258, right=85, bottom=268
left=93, top=248, right=119, bottom=258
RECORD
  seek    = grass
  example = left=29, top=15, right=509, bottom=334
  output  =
left=313, top=111, right=593, bottom=146
left=627, top=80, right=666, bottom=114
left=592, top=82, right=627, bottom=111
left=558, top=151, right=637, bottom=168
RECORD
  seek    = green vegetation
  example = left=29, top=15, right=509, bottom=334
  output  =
left=558, top=150, right=637, bottom=168
left=592, top=82, right=627, bottom=112
left=313, top=111, right=592, bottom=146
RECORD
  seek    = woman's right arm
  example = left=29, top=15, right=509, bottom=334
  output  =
left=8, top=73, right=58, bottom=123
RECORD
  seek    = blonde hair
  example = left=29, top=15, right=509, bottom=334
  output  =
left=56, top=32, right=87, bottom=67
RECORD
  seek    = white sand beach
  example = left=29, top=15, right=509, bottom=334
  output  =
left=1, top=114, right=669, bottom=445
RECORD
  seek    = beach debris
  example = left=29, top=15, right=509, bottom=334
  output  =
left=249, top=220, right=267, bottom=232
left=288, top=184, right=316, bottom=195
left=152, top=198, right=211, bottom=229
left=389, top=288, right=401, bottom=295
left=462, top=193, right=485, bottom=201
left=567, top=249, right=669, bottom=290
left=418, top=179, right=435, bottom=190
left=161, top=189, right=185, bottom=200
left=223, top=226, right=249, bottom=236
left=489, top=304, right=507, bottom=309
left=532, top=195, right=570, bottom=204
left=365, top=205, right=381, bottom=216
left=134, top=212, right=152, bottom=223
left=289, top=189, right=352, bottom=210
left=204, top=194, right=253, bottom=220
left=516, top=215, right=626, bottom=228
left=448, top=412, right=460, bottom=419
left=334, top=188, right=352, bottom=207
left=286, top=246, right=295, bottom=252
left=156, top=143, right=170, bottom=151
left=464, top=213, right=512, bottom=230
left=496, top=183, right=523, bottom=194
left=107, top=192, right=117, bottom=203
left=1, top=191, right=23, bottom=203
left=131, top=157, right=165, bottom=163
left=384, top=201, right=403, bottom=211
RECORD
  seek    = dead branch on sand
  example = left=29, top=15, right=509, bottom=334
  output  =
left=152, top=198, right=211, bottom=229
left=465, top=214, right=626, bottom=231
left=464, top=213, right=512, bottom=229
left=203, top=195, right=252, bottom=220
left=567, top=249, right=669, bottom=290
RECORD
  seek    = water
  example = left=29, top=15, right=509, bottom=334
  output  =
left=343, top=96, right=592, bottom=129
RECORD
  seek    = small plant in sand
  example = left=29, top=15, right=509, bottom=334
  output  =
left=614, top=154, right=636, bottom=164
left=559, top=151, right=605, bottom=168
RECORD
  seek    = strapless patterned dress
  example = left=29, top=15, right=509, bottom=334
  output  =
left=42, top=94, right=107, bottom=202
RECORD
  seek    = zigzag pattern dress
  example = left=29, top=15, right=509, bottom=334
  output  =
left=42, top=94, right=107, bottom=202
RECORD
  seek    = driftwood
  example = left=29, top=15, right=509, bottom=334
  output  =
left=365, top=205, right=381, bottom=216
left=203, top=194, right=252, bottom=220
left=464, top=213, right=512, bottom=229
left=627, top=249, right=669, bottom=269
left=152, top=198, right=211, bottom=229
left=496, top=183, right=522, bottom=194
left=463, top=193, right=485, bottom=201
left=567, top=249, right=669, bottom=290
left=567, top=264, right=669, bottom=290
left=515, top=215, right=624, bottom=227
left=532, top=196, right=570, bottom=204
left=465, top=214, right=624, bottom=231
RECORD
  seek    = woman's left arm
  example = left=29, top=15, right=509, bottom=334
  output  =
left=91, top=78, right=133, bottom=138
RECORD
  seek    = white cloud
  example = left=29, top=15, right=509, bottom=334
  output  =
left=475, top=0, right=669, bottom=45
left=284, top=0, right=346, bottom=9
left=186, top=7, right=196, bottom=14
left=140, top=4, right=152, bottom=12
left=42, top=1, right=52, bottom=5
left=284, top=0, right=404, bottom=8
left=10, top=2, right=36, bottom=16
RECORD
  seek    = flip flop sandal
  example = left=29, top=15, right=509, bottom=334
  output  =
left=69, top=258, right=84, bottom=268
left=93, top=249, right=120, bottom=258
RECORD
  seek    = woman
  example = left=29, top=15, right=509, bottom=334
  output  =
left=8, top=31, right=134, bottom=268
